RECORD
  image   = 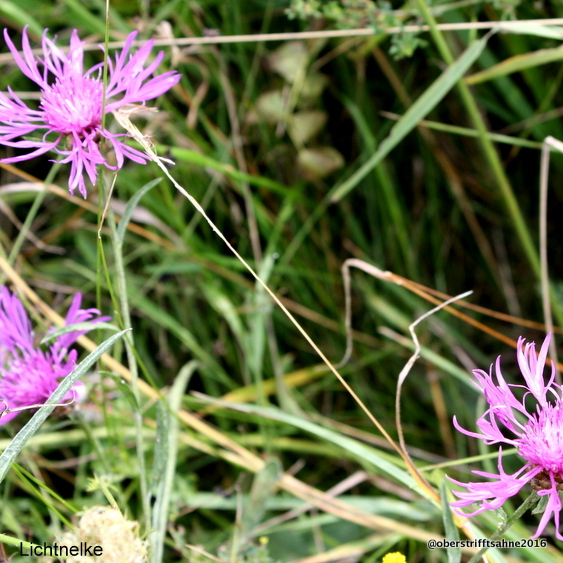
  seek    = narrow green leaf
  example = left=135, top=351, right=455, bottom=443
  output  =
left=466, top=45, right=563, bottom=85
left=168, top=146, right=293, bottom=196
left=0, top=533, right=35, bottom=551
left=0, top=330, right=129, bottom=485
left=440, top=479, right=461, bottom=563
left=0, top=2, right=43, bottom=37
left=192, top=395, right=421, bottom=494
left=40, top=322, right=119, bottom=345
left=532, top=494, right=549, bottom=515
left=58, top=0, right=130, bottom=35
left=497, top=22, right=563, bottom=41
left=248, top=253, right=277, bottom=396
left=329, top=34, right=490, bottom=202
left=241, top=459, right=281, bottom=540
left=382, top=115, right=544, bottom=149
left=116, top=178, right=163, bottom=245
left=150, top=400, right=170, bottom=497
left=150, top=361, right=197, bottom=563
left=103, top=372, right=140, bottom=411
left=59, top=0, right=107, bottom=35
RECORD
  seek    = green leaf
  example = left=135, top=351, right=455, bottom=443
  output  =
left=116, top=178, right=163, bottom=245
left=0, top=2, right=43, bottom=37
left=255, top=90, right=287, bottom=123
left=58, top=0, right=107, bottom=35
left=102, top=372, right=140, bottom=411
left=497, top=22, right=563, bottom=41
left=532, top=493, right=549, bottom=515
left=288, top=110, right=327, bottom=145
left=168, top=146, right=292, bottom=196
left=40, top=322, right=119, bottom=345
left=329, top=33, right=490, bottom=202
left=150, top=400, right=170, bottom=497
left=466, top=45, right=563, bottom=85
left=440, top=479, right=461, bottom=563
left=59, top=0, right=129, bottom=34
left=241, top=459, right=281, bottom=540
left=267, top=41, right=308, bottom=83
left=297, top=147, right=345, bottom=179
left=192, top=395, right=421, bottom=494
left=149, top=361, right=197, bottom=563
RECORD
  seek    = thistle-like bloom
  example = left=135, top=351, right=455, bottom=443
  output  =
left=0, top=27, right=180, bottom=197
left=450, top=333, right=563, bottom=540
left=0, top=287, right=108, bottom=424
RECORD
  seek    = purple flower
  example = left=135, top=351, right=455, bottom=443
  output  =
left=0, top=287, right=109, bottom=424
left=450, top=333, right=563, bottom=540
left=0, top=27, right=180, bottom=197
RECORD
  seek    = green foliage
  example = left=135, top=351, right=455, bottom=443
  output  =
left=1, top=0, right=563, bottom=562
left=287, top=0, right=525, bottom=59
left=287, top=0, right=420, bottom=59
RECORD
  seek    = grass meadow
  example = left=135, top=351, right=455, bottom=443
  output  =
left=1, top=1, right=563, bottom=562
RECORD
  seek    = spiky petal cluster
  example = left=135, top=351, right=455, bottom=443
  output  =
left=0, top=27, right=180, bottom=196
left=450, top=334, right=563, bottom=540
left=0, top=288, right=108, bottom=424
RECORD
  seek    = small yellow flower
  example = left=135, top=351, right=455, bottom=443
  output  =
left=382, top=552, right=407, bottom=563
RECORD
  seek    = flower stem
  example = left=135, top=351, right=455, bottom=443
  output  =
left=100, top=172, right=151, bottom=527
left=466, top=491, right=539, bottom=563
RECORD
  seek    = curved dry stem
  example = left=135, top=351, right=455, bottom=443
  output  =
left=394, top=291, right=473, bottom=455
left=348, top=264, right=535, bottom=348
left=541, top=136, right=562, bottom=384
left=0, top=389, right=77, bottom=420
left=338, top=259, right=395, bottom=367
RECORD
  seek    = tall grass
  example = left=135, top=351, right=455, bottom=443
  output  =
left=1, top=1, right=563, bottom=561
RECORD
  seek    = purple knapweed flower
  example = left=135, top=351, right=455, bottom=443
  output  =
left=0, top=287, right=109, bottom=424
left=0, top=27, right=180, bottom=197
left=449, top=333, right=563, bottom=540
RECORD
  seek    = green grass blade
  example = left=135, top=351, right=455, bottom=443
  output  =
left=440, top=478, right=461, bottom=563
left=193, top=395, right=421, bottom=494
left=40, top=322, right=119, bottom=345
left=382, top=114, right=544, bottom=149
left=467, top=45, right=563, bottom=85
left=59, top=0, right=107, bottom=35
left=329, top=34, right=490, bottom=203
left=150, top=361, right=197, bottom=563
left=150, top=401, right=169, bottom=499
left=116, top=178, right=163, bottom=245
left=497, top=22, right=563, bottom=41
left=0, top=2, right=43, bottom=36
left=168, top=147, right=292, bottom=196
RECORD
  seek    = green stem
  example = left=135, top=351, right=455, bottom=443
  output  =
left=101, top=173, right=151, bottom=527
left=466, top=491, right=539, bottom=563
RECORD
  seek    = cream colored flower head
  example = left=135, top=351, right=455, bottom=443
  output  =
left=58, top=505, right=148, bottom=563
